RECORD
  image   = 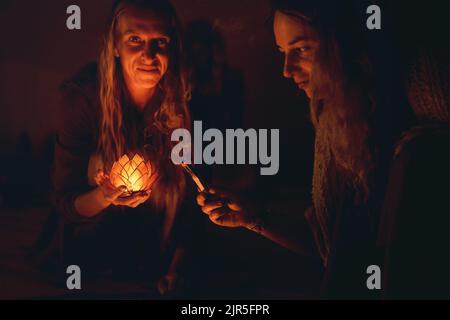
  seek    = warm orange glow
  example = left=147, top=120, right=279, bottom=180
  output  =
left=110, top=154, right=153, bottom=194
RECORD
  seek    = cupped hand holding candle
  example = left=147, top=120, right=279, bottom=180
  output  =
left=94, top=153, right=158, bottom=208
left=110, top=154, right=157, bottom=196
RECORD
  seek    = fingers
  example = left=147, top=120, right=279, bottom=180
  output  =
left=210, top=214, right=228, bottom=226
left=200, top=200, right=224, bottom=215
left=210, top=206, right=231, bottom=216
left=112, top=191, right=151, bottom=208
left=196, top=192, right=217, bottom=206
left=196, top=190, right=229, bottom=206
left=196, top=192, right=230, bottom=216
left=207, top=187, right=233, bottom=199
left=208, top=188, right=244, bottom=211
left=94, top=169, right=108, bottom=186
left=97, top=169, right=154, bottom=207
left=157, top=277, right=169, bottom=295
left=102, top=183, right=126, bottom=203
left=227, top=201, right=243, bottom=211
left=113, top=197, right=141, bottom=208
left=112, top=195, right=143, bottom=207
left=136, top=192, right=151, bottom=207
left=209, top=209, right=241, bottom=227
left=196, top=192, right=207, bottom=206
left=210, top=207, right=233, bottom=223
left=196, top=189, right=244, bottom=227
left=158, top=274, right=181, bottom=296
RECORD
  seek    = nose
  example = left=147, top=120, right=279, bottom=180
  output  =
left=142, top=42, right=157, bottom=61
left=283, top=51, right=297, bottom=79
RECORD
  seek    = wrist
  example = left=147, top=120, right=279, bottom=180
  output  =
left=95, top=186, right=112, bottom=207
left=244, top=208, right=270, bottom=233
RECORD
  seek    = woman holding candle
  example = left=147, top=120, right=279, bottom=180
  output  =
left=196, top=0, right=399, bottom=298
left=37, top=0, right=197, bottom=296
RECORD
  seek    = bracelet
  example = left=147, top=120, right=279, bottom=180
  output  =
left=247, top=208, right=271, bottom=234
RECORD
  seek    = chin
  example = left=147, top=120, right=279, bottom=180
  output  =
left=298, top=88, right=311, bottom=99
left=303, top=88, right=312, bottom=99
left=142, top=82, right=159, bottom=89
left=137, top=78, right=161, bottom=89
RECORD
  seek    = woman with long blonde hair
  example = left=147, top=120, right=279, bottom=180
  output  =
left=40, top=0, right=195, bottom=296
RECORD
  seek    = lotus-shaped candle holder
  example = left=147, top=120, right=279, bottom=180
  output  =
left=110, top=153, right=153, bottom=196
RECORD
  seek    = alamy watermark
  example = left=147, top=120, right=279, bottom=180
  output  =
left=66, top=5, right=81, bottom=30
left=66, top=4, right=381, bottom=31
left=171, top=121, right=280, bottom=176
left=366, top=265, right=382, bottom=290
left=66, top=265, right=81, bottom=290
left=366, top=5, right=382, bottom=30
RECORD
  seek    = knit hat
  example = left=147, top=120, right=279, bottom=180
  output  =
left=406, top=49, right=450, bottom=123
left=394, top=49, right=450, bottom=157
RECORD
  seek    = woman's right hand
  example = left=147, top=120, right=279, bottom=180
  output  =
left=95, top=169, right=151, bottom=208
left=196, top=188, right=257, bottom=229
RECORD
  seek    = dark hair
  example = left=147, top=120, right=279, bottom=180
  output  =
left=273, top=0, right=377, bottom=203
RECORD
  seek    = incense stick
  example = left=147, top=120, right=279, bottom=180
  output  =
left=181, top=163, right=207, bottom=192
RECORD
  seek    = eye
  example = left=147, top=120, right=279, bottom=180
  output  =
left=294, top=46, right=314, bottom=59
left=297, top=47, right=311, bottom=53
left=128, top=36, right=143, bottom=44
left=156, top=38, right=169, bottom=48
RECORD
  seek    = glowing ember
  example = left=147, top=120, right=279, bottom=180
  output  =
left=110, top=154, right=153, bottom=195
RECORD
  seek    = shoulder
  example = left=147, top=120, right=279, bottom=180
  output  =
left=57, top=63, right=100, bottom=133
left=394, top=124, right=450, bottom=160
left=390, top=124, right=450, bottom=192
left=60, top=62, right=99, bottom=100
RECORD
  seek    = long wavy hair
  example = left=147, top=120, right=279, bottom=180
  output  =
left=273, top=0, right=377, bottom=203
left=97, top=0, right=191, bottom=248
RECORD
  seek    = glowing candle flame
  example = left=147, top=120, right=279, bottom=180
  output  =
left=110, top=154, right=153, bottom=194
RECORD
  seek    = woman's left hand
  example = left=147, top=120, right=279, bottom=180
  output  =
left=95, top=169, right=156, bottom=208
left=157, top=272, right=183, bottom=296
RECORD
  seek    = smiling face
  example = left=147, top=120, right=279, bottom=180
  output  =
left=274, top=10, right=319, bottom=98
left=115, top=6, right=171, bottom=93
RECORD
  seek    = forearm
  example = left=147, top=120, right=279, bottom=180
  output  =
left=74, top=187, right=111, bottom=218
left=245, top=211, right=315, bottom=256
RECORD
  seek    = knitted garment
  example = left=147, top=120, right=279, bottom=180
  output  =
left=396, top=49, right=450, bottom=156
left=406, top=49, right=450, bottom=123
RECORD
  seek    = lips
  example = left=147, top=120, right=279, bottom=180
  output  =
left=295, top=80, right=309, bottom=89
left=138, top=67, right=159, bottom=73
